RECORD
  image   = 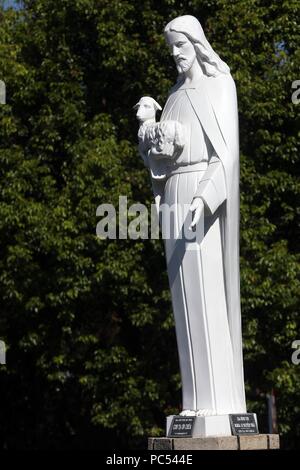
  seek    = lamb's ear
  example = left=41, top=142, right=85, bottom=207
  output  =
left=133, top=102, right=140, bottom=110
left=152, top=99, right=162, bottom=111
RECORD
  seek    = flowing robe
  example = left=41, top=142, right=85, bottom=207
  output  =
left=150, top=73, right=246, bottom=415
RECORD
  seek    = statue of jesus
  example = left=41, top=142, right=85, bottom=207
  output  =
left=136, top=15, right=247, bottom=418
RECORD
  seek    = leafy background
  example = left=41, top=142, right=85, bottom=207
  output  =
left=0, top=0, right=299, bottom=449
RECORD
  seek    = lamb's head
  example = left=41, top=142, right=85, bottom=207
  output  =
left=133, top=96, right=162, bottom=124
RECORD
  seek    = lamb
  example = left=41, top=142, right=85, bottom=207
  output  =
left=134, top=96, right=186, bottom=179
left=133, top=96, right=162, bottom=167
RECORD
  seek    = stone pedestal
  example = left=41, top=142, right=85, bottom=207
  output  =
left=148, top=434, right=280, bottom=450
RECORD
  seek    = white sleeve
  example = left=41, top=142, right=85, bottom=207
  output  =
left=194, top=157, right=226, bottom=214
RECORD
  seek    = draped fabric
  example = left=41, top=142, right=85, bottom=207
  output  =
left=152, top=73, right=246, bottom=413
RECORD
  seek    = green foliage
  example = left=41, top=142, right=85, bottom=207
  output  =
left=0, top=0, right=299, bottom=449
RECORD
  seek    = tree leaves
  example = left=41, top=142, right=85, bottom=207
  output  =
left=0, top=0, right=299, bottom=449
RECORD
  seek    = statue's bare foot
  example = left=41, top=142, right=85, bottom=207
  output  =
left=195, top=409, right=215, bottom=417
left=180, top=409, right=215, bottom=417
left=179, top=409, right=196, bottom=416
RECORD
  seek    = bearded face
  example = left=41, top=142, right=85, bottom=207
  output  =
left=165, top=31, right=197, bottom=74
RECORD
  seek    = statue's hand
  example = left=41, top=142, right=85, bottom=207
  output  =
left=189, top=197, right=204, bottom=231
left=161, top=141, right=175, bottom=158
left=149, top=141, right=175, bottom=159
left=148, top=120, right=185, bottom=160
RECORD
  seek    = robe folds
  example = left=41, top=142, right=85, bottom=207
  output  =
left=150, top=73, right=246, bottom=414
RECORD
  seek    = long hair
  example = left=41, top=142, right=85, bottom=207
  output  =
left=164, top=15, right=230, bottom=78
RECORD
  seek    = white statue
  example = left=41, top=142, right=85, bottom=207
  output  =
left=135, top=15, right=247, bottom=426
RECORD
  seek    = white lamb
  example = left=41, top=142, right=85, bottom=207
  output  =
left=134, top=96, right=185, bottom=177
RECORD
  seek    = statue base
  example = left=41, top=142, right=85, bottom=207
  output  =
left=166, top=413, right=259, bottom=437
left=167, top=414, right=234, bottom=438
left=148, top=434, right=280, bottom=450
left=147, top=414, right=279, bottom=450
